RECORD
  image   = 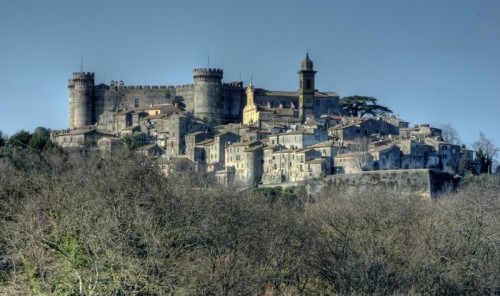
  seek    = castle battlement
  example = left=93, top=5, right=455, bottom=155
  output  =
left=193, top=68, right=224, bottom=81
left=222, top=81, right=243, bottom=89
left=72, top=72, right=95, bottom=77
left=174, top=84, right=194, bottom=89
left=193, top=68, right=223, bottom=74
left=105, top=84, right=193, bottom=90
left=68, top=72, right=95, bottom=87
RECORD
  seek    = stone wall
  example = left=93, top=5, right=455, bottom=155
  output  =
left=98, top=85, right=195, bottom=114
left=259, top=169, right=459, bottom=199
left=313, top=169, right=458, bottom=198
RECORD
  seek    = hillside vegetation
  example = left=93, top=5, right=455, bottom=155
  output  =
left=1, top=148, right=500, bottom=295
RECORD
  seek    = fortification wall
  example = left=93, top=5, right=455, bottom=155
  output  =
left=95, top=84, right=195, bottom=115
left=259, top=169, right=458, bottom=198
left=69, top=69, right=245, bottom=129
left=313, top=169, right=457, bottom=198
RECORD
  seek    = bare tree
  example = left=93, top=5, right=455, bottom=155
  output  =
left=473, top=132, right=499, bottom=174
left=440, top=123, right=462, bottom=145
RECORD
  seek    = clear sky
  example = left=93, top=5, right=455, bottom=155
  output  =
left=1, top=0, right=499, bottom=150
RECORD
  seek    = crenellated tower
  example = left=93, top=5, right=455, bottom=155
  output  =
left=298, top=54, right=316, bottom=122
left=68, top=72, right=95, bottom=128
left=193, top=68, right=223, bottom=123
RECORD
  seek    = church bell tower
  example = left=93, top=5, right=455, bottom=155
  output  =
left=298, top=53, right=316, bottom=122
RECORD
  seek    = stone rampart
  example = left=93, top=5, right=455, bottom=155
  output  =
left=259, top=169, right=458, bottom=198
left=314, top=169, right=458, bottom=198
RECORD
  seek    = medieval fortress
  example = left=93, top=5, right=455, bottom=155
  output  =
left=68, top=68, right=245, bottom=128
left=56, top=55, right=472, bottom=192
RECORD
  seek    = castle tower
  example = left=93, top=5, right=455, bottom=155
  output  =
left=298, top=54, right=317, bottom=122
left=68, top=72, right=95, bottom=128
left=193, top=68, right=223, bottom=123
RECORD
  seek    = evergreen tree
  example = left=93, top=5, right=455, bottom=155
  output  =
left=340, top=95, right=393, bottom=117
left=6, top=130, right=32, bottom=150
left=28, top=127, right=52, bottom=151
left=172, top=96, right=186, bottom=111
left=457, top=155, right=474, bottom=176
left=0, top=130, right=6, bottom=147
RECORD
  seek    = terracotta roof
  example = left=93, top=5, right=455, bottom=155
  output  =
left=143, top=114, right=167, bottom=120
left=306, top=158, right=326, bottom=164
left=314, top=91, right=339, bottom=98
left=273, top=148, right=297, bottom=154
left=197, top=139, right=214, bottom=146
left=280, top=129, right=314, bottom=135
left=122, top=125, right=140, bottom=131
left=244, top=144, right=264, bottom=152
left=334, top=152, right=370, bottom=158
left=185, top=131, right=205, bottom=136
left=261, top=121, right=286, bottom=128
left=227, top=141, right=253, bottom=147
left=307, top=140, right=338, bottom=148
left=137, top=144, right=158, bottom=151
left=370, top=144, right=397, bottom=153
left=55, top=127, right=98, bottom=136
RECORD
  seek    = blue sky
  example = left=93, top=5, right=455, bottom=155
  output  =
left=1, top=0, right=499, bottom=151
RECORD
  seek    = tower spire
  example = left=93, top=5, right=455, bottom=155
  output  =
left=80, top=57, right=83, bottom=72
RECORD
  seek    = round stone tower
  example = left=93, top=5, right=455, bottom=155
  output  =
left=68, top=72, right=95, bottom=129
left=193, top=68, right=223, bottom=122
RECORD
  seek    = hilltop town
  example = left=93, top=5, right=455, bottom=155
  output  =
left=51, top=55, right=475, bottom=186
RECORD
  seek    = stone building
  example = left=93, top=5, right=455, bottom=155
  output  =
left=68, top=70, right=245, bottom=129
left=400, top=124, right=442, bottom=140
left=334, top=152, right=374, bottom=174
left=307, top=140, right=350, bottom=173
left=330, top=116, right=407, bottom=141
left=225, top=141, right=264, bottom=186
left=369, top=143, right=401, bottom=170
left=267, top=128, right=328, bottom=149
left=185, top=131, right=212, bottom=161
left=51, top=127, right=103, bottom=149
left=197, top=131, right=240, bottom=172
left=242, top=54, right=340, bottom=126
left=262, top=146, right=326, bottom=184
left=424, top=137, right=461, bottom=172
left=68, top=55, right=340, bottom=132
left=157, top=157, right=198, bottom=177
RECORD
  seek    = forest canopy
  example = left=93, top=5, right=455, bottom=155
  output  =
left=1, top=147, right=500, bottom=294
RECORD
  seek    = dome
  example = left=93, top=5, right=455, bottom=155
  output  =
left=301, top=53, right=314, bottom=70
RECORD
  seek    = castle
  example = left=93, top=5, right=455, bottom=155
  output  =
left=57, top=55, right=477, bottom=188
left=67, top=54, right=340, bottom=129
left=68, top=69, right=244, bottom=129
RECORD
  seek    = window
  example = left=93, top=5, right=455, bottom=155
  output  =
left=306, top=79, right=311, bottom=90
left=134, top=99, right=139, bottom=108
